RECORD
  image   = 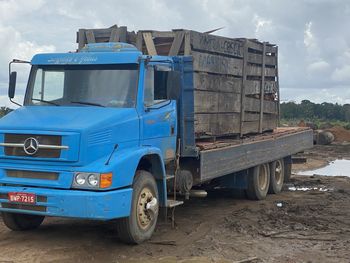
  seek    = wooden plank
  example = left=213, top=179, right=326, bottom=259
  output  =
left=194, top=91, right=218, bottom=113
left=194, top=90, right=241, bottom=113
left=259, top=42, right=266, bottom=133
left=142, top=32, right=157, bottom=55
left=242, top=119, right=276, bottom=134
left=245, top=80, right=277, bottom=95
left=244, top=97, right=278, bottom=114
left=246, top=65, right=276, bottom=77
left=184, top=31, right=191, bottom=55
left=119, top=26, right=127, bottom=42
left=109, top=27, right=119, bottom=42
left=195, top=113, right=240, bottom=136
left=193, top=73, right=241, bottom=93
left=266, top=45, right=277, bottom=54
left=192, top=51, right=243, bottom=75
left=246, top=40, right=263, bottom=51
left=275, top=46, right=280, bottom=126
left=247, top=53, right=276, bottom=65
left=78, top=29, right=86, bottom=50
left=85, top=30, right=96, bottom=43
left=244, top=113, right=277, bottom=122
left=168, top=31, right=185, bottom=56
left=190, top=31, right=244, bottom=58
left=136, top=31, right=143, bottom=51
left=240, top=40, right=248, bottom=136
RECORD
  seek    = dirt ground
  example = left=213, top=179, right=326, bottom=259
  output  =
left=1, top=143, right=350, bottom=263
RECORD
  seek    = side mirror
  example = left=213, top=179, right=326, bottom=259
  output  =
left=8, top=71, right=17, bottom=99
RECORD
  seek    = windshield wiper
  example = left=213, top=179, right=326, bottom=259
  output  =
left=70, top=101, right=105, bottom=107
left=31, top=98, right=59, bottom=106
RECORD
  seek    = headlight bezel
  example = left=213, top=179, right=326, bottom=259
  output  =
left=72, top=172, right=113, bottom=189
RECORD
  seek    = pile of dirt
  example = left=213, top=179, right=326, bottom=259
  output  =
left=326, top=126, right=350, bottom=142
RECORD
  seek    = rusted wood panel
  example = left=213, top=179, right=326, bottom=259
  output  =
left=142, top=32, right=157, bottom=55
left=193, top=73, right=241, bottom=93
left=86, top=30, right=96, bottom=43
left=245, top=80, right=277, bottom=95
left=194, top=90, right=241, bottom=113
left=247, top=53, right=276, bottom=65
left=240, top=40, right=248, bottom=136
left=190, top=31, right=244, bottom=58
left=244, top=97, right=278, bottom=114
left=195, top=113, right=241, bottom=136
left=192, top=51, right=243, bottom=75
left=168, top=31, right=185, bottom=56
left=241, top=120, right=275, bottom=134
left=247, top=40, right=263, bottom=51
left=78, top=29, right=86, bottom=50
left=244, top=112, right=276, bottom=122
left=246, top=65, right=276, bottom=77
left=259, top=43, right=266, bottom=133
left=184, top=31, right=191, bottom=55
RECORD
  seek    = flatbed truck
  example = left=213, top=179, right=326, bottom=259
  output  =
left=0, top=30, right=313, bottom=244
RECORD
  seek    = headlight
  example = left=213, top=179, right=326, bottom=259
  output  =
left=75, top=173, right=86, bottom=185
left=72, top=172, right=112, bottom=189
left=88, top=174, right=99, bottom=186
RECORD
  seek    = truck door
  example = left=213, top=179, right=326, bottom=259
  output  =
left=140, top=64, right=177, bottom=162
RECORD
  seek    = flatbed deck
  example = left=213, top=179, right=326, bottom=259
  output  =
left=197, top=127, right=313, bottom=182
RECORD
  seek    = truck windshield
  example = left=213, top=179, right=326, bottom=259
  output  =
left=25, top=64, right=138, bottom=108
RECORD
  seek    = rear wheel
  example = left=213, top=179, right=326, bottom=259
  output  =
left=1, top=212, right=44, bottom=231
left=246, top=164, right=270, bottom=200
left=268, top=159, right=285, bottom=194
left=116, top=170, right=159, bottom=244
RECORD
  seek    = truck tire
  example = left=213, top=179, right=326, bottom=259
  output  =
left=284, top=156, right=292, bottom=182
left=268, top=159, right=284, bottom=194
left=116, top=170, right=159, bottom=244
left=1, top=212, right=44, bottom=231
left=246, top=164, right=270, bottom=200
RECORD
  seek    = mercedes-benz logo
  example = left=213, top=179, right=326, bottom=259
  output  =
left=23, top=137, right=39, bottom=155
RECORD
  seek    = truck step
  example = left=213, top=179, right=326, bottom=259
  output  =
left=166, top=175, right=174, bottom=180
left=166, top=199, right=184, bottom=208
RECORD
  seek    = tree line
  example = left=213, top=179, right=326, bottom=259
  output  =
left=281, top=100, right=350, bottom=121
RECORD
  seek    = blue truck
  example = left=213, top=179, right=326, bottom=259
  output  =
left=0, top=27, right=313, bottom=244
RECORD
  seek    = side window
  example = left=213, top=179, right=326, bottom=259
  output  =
left=32, top=70, right=64, bottom=102
left=144, top=65, right=168, bottom=107
left=144, top=66, right=154, bottom=107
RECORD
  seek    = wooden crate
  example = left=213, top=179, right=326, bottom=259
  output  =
left=77, top=25, right=280, bottom=138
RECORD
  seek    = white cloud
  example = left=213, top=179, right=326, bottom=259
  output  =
left=0, top=0, right=350, bottom=107
left=332, top=65, right=350, bottom=82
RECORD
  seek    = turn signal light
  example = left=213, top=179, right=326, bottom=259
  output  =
left=100, top=173, right=113, bottom=188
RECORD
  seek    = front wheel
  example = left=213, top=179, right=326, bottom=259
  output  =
left=246, top=163, right=270, bottom=200
left=1, top=212, right=45, bottom=231
left=116, top=170, right=159, bottom=244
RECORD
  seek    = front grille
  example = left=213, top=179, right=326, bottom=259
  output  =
left=1, top=203, right=47, bottom=212
left=6, top=170, right=59, bottom=181
left=4, top=134, right=62, bottom=158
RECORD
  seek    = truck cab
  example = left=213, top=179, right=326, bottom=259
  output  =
left=0, top=42, right=179, bottom=243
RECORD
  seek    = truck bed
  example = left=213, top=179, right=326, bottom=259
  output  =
left=197, top=127, right=313, bottom=183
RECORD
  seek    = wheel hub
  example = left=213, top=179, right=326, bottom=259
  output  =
left=275, top=160, right=283, bottom=184
left=137, top=187, right=158, bottom=230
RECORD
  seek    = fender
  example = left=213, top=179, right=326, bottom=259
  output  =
left=106, top=146, right=167, bottom=206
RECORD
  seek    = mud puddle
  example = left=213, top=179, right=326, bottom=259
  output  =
left=297, top=159, right=350, bottom=177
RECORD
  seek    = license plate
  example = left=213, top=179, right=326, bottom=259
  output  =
left=8, top=192, right=36, bottom=204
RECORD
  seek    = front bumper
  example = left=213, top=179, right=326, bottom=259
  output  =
left=0, top=186, right=132, bottom=220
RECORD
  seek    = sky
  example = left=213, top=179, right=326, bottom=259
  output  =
left=0, top=0, right=350, bottom=108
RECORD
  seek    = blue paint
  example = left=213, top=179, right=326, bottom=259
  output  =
left=0, top=185, right=132, bottom=220
left=0, top=43, right=179, bottom=219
